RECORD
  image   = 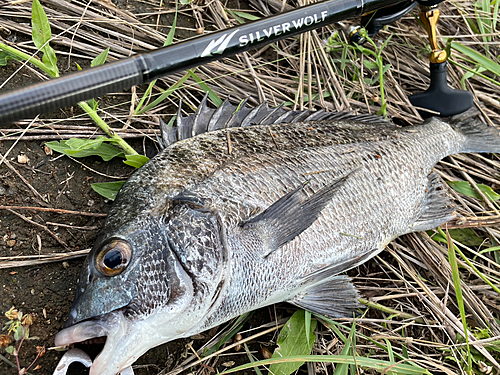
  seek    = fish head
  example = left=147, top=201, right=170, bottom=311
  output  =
left=55, top=200, right=226, bottom=375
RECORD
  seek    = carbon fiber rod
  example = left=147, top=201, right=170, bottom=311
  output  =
left=0, top=0, right=404, bottom=124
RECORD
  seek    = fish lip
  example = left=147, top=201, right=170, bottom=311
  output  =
left=54, top=319, right=109, bottom=347
left=55, top=310, right=135, bottom=375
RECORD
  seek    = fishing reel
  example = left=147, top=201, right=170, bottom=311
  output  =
left=345, top=0, right=473, bottom=117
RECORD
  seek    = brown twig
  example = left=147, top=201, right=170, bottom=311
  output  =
left=0, top=249, right=90, bottom=269
left=0, top=155, right=48, bottom=204
left=7, top=209, right=69, bottom=248
left=0, top=205, right=107, bottom=217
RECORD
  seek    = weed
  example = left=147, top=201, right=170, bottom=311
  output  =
left=1, top=307, right=44, bottom=375
left=324, top=28, right=392, bottom=116
left=441, top=328, right=500, bottom=374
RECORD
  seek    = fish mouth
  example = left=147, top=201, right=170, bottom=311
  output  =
left=55, top=311, right=135, bottom=375
left=55, top=320, right=108, bottom=347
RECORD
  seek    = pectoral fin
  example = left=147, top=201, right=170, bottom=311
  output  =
left=241, top=170, right=356, bottom=258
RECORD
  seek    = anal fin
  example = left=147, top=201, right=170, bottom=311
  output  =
left=403, top=171, right=456, bottom=234
left=289, top=275, right=360, bottom=319
left=287, top=250, right=377, bottom=318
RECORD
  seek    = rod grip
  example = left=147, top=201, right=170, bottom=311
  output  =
left=0, top=57, right=145, bottom=124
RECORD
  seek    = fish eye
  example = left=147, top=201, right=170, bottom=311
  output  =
left=95, top=239, right=132, bottom=277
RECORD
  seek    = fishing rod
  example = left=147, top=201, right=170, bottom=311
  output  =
left=0, top=0, right=471, bottom=124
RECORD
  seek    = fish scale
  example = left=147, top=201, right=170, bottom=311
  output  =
left=54, top=102, right=500, bottom=375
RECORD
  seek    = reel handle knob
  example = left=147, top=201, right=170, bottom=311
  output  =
left=409, top=5, right=473, bottom=117
left=409, top=62, right=473, bottom=117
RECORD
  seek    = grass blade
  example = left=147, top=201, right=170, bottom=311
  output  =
left=187, top=70, right=222, bottom=107
left=135, top=1, right=177, bottom=114
left=451, top=42, right=500, bottom=76
left=442, top=227, right=472, bottom=373
left=219, top=355, right=431, bottom=375
left=135, top=71, right=191, bottom=115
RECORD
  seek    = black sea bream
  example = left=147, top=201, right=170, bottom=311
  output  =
left=55, top=101, right=500, bottom=375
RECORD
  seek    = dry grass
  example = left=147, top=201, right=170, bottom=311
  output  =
left=1, top=0, right=500, bottom=374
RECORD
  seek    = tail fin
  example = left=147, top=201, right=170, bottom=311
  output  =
left=449, top=109, right=500, bottom=153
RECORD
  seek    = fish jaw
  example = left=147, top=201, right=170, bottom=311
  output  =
left=55, top=254, right=201, bottom=375
left=55, top=307, right=196, bottom=375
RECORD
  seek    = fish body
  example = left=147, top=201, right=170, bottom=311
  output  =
left=55, top=103, right=500, bottom=375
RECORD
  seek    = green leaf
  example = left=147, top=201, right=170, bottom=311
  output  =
left=447, top=180, right=500, bottom=201
left=135, top=70, right=191, bottom=115
left=31, top=0, right=51, bottom=51
left=219, top=355, right=430, bottom=375
left=269, top=310, right=317, bottom=375
left=226, top=9, right=244, bottom=24
left=134, top=2, right=176, bottom=114
left=187, top=69, right=223, bottom=107
left=165, top=2, right=177, bottom=47
left=91, top=181, right=125, bottom=200
left=443, top=227, right=473, bottom=372
left=362, top=60, right=378, bottom=70
left=478, top=245, right=500, bottom=256
left=429, top=228, right=484, bottom=247
left=202, top=312, right=253, bottom=356
left=243, top=343, right=263, bottom=375
left=87, top=98, right=99, bottom=111
left=448, top=228, right=485, bottom=247
left=333, top=322, right=354, bottom=375
left=231, top=10, right=260, bottom=21
left=461, top=65, right=486, bottom=89
left=225, top=9, right=260, bottom=23
left=355, top=43, right=376, bottom=58
left=0, top=51, right=23, bottom=66
left=5, top=346, right=15, bottom=355
left=41, top=44, right=58, bottom=76
left=45, top=139, right=125, bottom=161
left=123, top=154, right=149, bottom=168
left=91, top=47, right=109, bottom=68
left=14, top=325, right=24, bottom=341
left=84, top=48, right=109, bottom=108
left=451, top=42, right=500, bottom=76
left=379, top=34, right=393, bottom=53
left=31, top=0, right=58, bottom=77
left=65, top=137, right=106, bottom=151
left=304, top=310, right=311, bottom=345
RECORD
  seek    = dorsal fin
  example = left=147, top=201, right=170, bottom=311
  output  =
left=158, top=96, right=392, bottom=149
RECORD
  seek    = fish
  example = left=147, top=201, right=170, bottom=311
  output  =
left=54, top=98, right=500, bottom=375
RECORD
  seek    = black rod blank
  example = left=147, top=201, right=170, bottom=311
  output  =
left=0, top=0, right=403, bottom=124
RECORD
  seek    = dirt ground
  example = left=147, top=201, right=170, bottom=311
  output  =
left=0, top=137, right=127, bottom=374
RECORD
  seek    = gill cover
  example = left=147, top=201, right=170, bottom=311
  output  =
left=65, top=196, right=227, bottom=329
